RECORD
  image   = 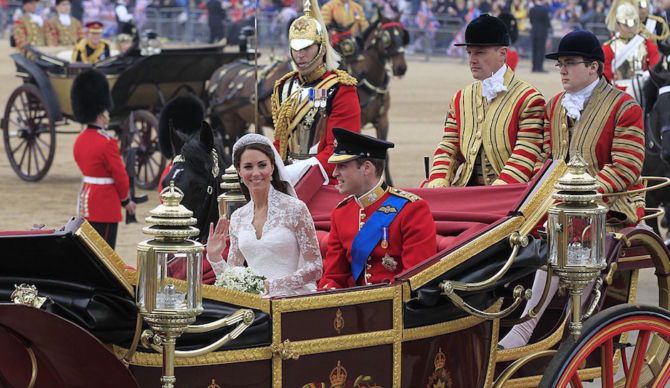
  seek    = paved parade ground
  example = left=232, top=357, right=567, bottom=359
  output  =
left=0, top=43, right=659, bottom=308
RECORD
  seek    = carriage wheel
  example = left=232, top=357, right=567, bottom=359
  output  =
left=2, top=84, right=56, bottom=182
left=129, top=109, right=164, bottom=190
left=539, top=304, right=670, bottom=388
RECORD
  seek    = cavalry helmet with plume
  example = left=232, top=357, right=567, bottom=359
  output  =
left=288, top=0, right=341, bottom=71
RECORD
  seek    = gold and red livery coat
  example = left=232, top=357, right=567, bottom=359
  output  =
left=428, top=67, right=546, bottom=187
left=73, top=126, right=130, bottom=223
left=541, top=77, right=645, bottom=224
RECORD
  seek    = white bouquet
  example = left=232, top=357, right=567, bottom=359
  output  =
left=214, top=266, right=266, bottom=295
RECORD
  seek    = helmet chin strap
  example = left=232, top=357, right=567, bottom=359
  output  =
left=291, top=43, right=326, bottom=77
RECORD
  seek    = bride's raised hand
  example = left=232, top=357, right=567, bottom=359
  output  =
left=207, top=217, right=230, bottom=263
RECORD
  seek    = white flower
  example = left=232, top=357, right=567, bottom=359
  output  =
left=214, top=266, right=266, bottom=295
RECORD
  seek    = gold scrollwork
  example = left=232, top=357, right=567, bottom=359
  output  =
left=271, top=339, right=300, bottom=360
left=334, top=309, right=344, bottom=334
left=10, top=284, right=47, bottom=308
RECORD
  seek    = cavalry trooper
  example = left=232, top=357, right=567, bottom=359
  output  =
left=45, top=0, right=83, bottom=46
left=320, top=0, right=369, bottom=62
left=318, top=128, right=437, bottom=289
left=13, top=0, right=46, bottom=52
left=72, top=21, right=111, bottom=64
left=499, top=30, right=645, bottom=349
left=72, top=69, right=136, bottom=249
left=272, top=0, right=361, bottom=185
left=426, top=14, right=545, bottom=188
left=603, top=1, right=660, bottom=96
left=608, top=0, right=670, bottom=46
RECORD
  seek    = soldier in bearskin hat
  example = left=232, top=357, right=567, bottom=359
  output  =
left=318, top=128, right=436, bottom=289
left=157, top=95, right=206, bottom=191
left=271, top=0, right=361, bottom=185
left=44, top=0, right=83, bottom=46
left=499, top=30, right=645, bottom=349
left=426, top=14, right=545, bottom=188
left=12, top=0, right=46, bottom=51
left=72, top=21, right=111, bottom=63
left=72, top=69, right=135, bottom=249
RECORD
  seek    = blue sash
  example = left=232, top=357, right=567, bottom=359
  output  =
left=351, top=195, right=409, bottom=282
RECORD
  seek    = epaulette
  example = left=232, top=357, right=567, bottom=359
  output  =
left=389, top=187, right=420, bottom=202
left=96, top=128, right=114, bottom=140
left=334, top=69, right=358, bottom=86
left=336, top=195, right=355, bottom=208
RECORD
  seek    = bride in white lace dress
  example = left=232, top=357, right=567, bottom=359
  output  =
left=206, top=134, right=323, bottom=296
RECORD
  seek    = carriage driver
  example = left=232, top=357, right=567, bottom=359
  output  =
left=72, top=70, right=136, bottom=249
left=499, top=30, right=646, bottom=349
left=44, top=0, right=83, bottom=46
left=272, top=0, right=361, bottom=185
left=13, top=0, right=46, bottom=52
left=318, top=129, right=437, bottom=289
left=425, top=14, right=546, bottom=188
left=320, top=0, right=369, bottom=63
left=72, top=21, right=111, bottom=64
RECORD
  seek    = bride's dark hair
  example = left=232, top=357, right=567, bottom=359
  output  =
left=233, top=142, right=290, bottom=201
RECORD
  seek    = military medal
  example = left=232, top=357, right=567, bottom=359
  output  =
left=381, top=226, right=389, bottom=249
left=382, top=253, right=397, bottom=271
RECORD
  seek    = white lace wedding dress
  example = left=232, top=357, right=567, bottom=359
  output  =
left=208, top=186, right=323, bottom=296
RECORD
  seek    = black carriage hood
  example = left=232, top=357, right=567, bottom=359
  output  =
left=0, top=218, right=270, bottom=350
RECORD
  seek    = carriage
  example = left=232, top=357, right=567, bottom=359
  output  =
left=1, top=44, right=252, bottom=188
left=0, top=159, right=669, bottom=387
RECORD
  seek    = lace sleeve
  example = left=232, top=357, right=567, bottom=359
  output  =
left=207, top=211, right=246, bottom=277
left=268, top=200, right=323, bottom=295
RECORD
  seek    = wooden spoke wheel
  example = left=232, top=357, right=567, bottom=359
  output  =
left=540, top=305, right=670, bottom=388
left=129, top=110, right=164, bottom=190
left=2, top=84, right=56, bottom=182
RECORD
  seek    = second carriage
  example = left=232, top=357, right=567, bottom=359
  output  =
left=1, top=43, right=253, bottom=188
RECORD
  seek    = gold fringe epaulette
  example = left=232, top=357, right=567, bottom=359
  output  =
left=271, top=70, right=298, bottom=125
left=389, top=187, right=420, bottom=202
left=334, top=69, right=358, bottom=86
left=336, top=195, right=355, bottom=208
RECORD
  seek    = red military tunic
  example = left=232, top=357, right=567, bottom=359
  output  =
left=73, top=126, right=130, bottom=223
left=318, top=182, right=437, bottom=289
left=427, top=66, right=545, bottom=187
left=602, top=36, right=660, bottom=83
left=272, top=68, right=361, bottom=184
left=542, top=78, right=645, bottom=224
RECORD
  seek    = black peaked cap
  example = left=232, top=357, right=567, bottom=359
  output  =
left=329, top=128, right=394, bottom=164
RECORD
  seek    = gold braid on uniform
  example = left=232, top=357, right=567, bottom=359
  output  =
left=334, top=69, right=358, bottom=86
left=642, top=15, right=670, bottom=41
left=272, top=71, right=299, bottom=160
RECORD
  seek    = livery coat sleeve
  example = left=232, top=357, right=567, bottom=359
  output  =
left=603, top=44, right=614, bottom=82
left=497, top=90, right=546, bottom=183
left=596, top=98, right=645, bottom=196
left=316, top=84, right=361, bottom=179
left=318, top=210, right=352, bottom=289
left=104, top=138, right=130, bottom=202
left=427, top=92, right=461, bottom=187
left=399, top=200, right=437, bottom=268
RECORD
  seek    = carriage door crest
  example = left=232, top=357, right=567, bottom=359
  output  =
left=426, top=348, right=453, bottom=388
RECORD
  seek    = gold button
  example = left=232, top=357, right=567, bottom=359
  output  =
left=561, top=124, right=567, bottom=130
left=562, top=139, right=568, bottom=146
left=477, top=98, right=482, bottom=106
left=477, top=114, right=483, bottom=122
left=475, top=132, right=481, bottom=139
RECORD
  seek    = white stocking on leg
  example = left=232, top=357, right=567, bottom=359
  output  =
left=499, top=270, right=560, bottom=349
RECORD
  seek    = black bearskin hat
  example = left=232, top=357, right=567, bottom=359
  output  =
left=454, top=14, right=510, bottom=47
left=70, top=69, right=112, bottom=124
left=158, top=95, right=205, bottom=159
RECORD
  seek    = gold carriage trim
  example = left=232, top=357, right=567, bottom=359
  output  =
left=75, top=221, right=136, bottom=296
left=273, top=285, right=396, bottom=313
left=517, top=162, right=567, bottom=236
left=113, top=345, right=272, bottom=366
left=202, top=283, right=271, bottom=313
left=402, top=300, right=502, bottom=341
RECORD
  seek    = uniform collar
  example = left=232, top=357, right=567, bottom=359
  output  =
left=561, top=78, right=599, bottom=121
left=298, top=65, right=327, bottom=84
left=355, top=178, right=388, bottom=208
left=481, top=64, right=508, bottom=103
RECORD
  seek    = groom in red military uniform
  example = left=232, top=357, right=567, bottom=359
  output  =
left=72, top=69, right=135, bottom=248
left=318, top=129, right=437, bottom=289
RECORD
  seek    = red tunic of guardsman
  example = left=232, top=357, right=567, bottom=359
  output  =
left=72, top=69, right=132, bottom=248
left=13, top=0, right=46, bottom=51
left=318, top=129, right=437, bottom=289
left=603, top=2, right=660, bottom=90
left=45, top=0, right=83, bottom=46
left=272, top=0, right=361, bottom=185
left=427, top=14, right=545, bottom=188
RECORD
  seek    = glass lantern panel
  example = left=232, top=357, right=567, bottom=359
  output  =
left=136, top=250, right=147, bottom=308
left=156, top=252, right=188, bottom=311
left=548, top=213, right=559, bottom=265
left=594, top=214, right=606, bottom=266
left=187, top=252, right=203, bottom=311
left=224, top=200, right=245, bottom=220
left=566, top=214, right=597, bottom=266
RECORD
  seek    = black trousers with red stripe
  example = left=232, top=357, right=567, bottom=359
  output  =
left=89, top=222, right=118, bottom=249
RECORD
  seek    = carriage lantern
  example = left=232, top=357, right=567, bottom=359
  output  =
left=136, top=181, right=204, bottom=388
left=547, top=155, right=607, bottom=338
left=218, top=165, right=247, bottom=219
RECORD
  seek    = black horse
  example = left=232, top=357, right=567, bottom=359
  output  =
left=642, top=61, right=670, bottom=237
left=160, top=122, right=227, bottom=243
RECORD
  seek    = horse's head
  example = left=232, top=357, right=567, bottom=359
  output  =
left=364, top=11, right=408, bottom=77
left=161, top=122, right=226, bottom=242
